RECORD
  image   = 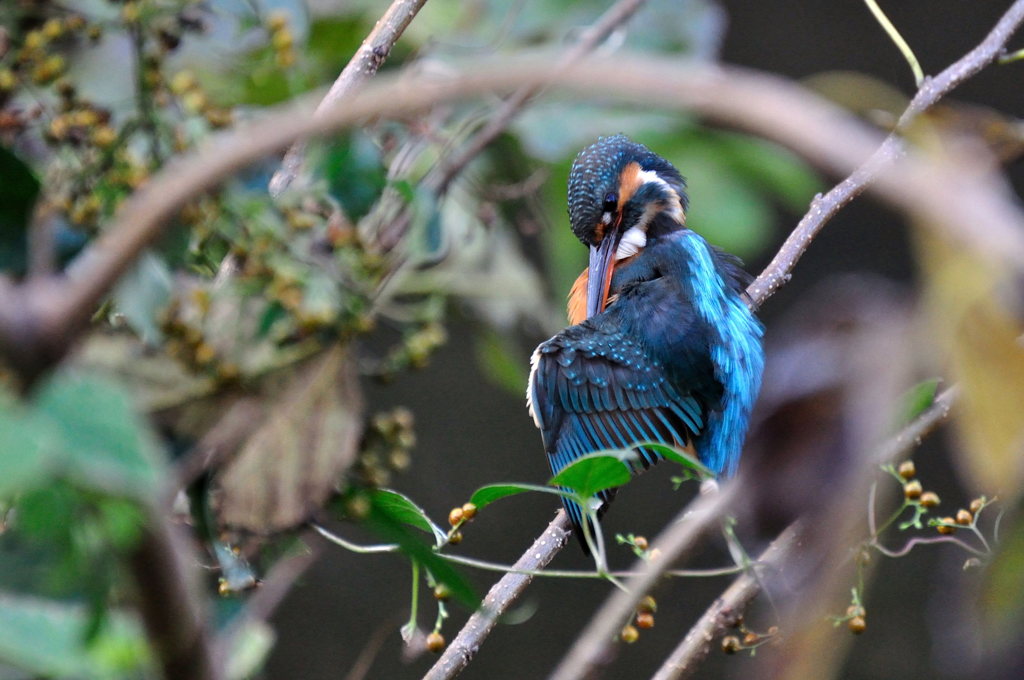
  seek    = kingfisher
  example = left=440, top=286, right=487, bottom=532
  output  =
left=527, top=135, right=765, bottom=551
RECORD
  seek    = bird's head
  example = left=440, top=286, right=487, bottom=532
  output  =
left=567, top=135, right=688, bottom=320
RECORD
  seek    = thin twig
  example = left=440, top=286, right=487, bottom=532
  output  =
left=864, top=0, right=924, bottom=85
left=268, top=0, right=430, bottom=196
left=547, top=484, right=740, bottom=680
left=312, top=522, right=743, bottom=579
left=747, top=0, right=1024, bottom=308
left=421, top=512, right=572, bottom=680
left=427, top=0, right=651, bottom=195
left=649, top=524, right=803, bottom=680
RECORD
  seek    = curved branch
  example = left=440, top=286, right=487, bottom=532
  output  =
left=7, top=50, right=1024, bottom=384
left=268, top=0, right=430, bottom=196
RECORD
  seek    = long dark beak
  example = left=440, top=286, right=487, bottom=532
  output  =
left=586, top=229, right=620, bottom=319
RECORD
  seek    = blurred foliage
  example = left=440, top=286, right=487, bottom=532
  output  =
left=0, top=0, right=822, bottom=676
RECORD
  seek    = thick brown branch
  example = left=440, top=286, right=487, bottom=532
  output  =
left=268, top=0, right=430, bottom=196
left=422, top=512, right=572, bottom=680
left=6, top=53, right=1024, bottom=385
left=129, top=512, right=220, bottom=680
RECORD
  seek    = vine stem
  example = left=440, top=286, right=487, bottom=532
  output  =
left=864, top=0, right=924, bottom=85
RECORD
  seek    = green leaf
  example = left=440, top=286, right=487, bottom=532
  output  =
left=469, top=482, right=571, bottom=510
left=0, top=146, right=40, bottom=275
left=112, top=252, right=173, bottom=345
left=368, top=488, right=447, bottom=545
left=897, top=378, right=941, bottom=426
left=0, top=592, right=148, bottom=678
left=0, top=402, right=61, bottom=497
left=631, top=442, right=713, bottom=479
left=35, top=373, right=165, bottom=496
left=365, top=497, right=478, bottom=609
left=549, top=452, right=635, bottom=498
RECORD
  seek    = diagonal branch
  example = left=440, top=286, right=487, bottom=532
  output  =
left=747, top=0, right=1024, bottom=308
left=426, top=0, right=652, bottom=195
left=268, top=0, right=430, bottom=197
left=422, top=512, right=572, bottom=680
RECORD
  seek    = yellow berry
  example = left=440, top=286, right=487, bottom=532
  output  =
left=956, top=509, right=973, bottom=525
left=433, top=584, right=451, bottom=601
left=721, top=635, right=741, bottom=654
left=633, top=536, right=648, bottom=551
left=920, top=491, right=940, bottom=508
left=42, top=18, right=64, bottom=40
left=266, top=11, right=289, bottom=31
left=182, top=90, right=207, bottom=114
left=637, top=595, right=657, bottom=614
left=936, top=518, right=956, bottom=535
left=425, top=631, right=445, bottom=653
left=969, top=498, right=984, bottom=515
left=91, top=125, right=117, bottom=148
left=903, top=480, right=922, bottom=500
left=742, top=632, right=759, bottom=646
left=448, top=507, right=464, bottom=526
left=620, top=625, right=639, bottom=643
left=0, top=68, right=16, bottom=91
left=461, top=502, right=477, bottom=520
left=848, top=615, right=866, bottom=634
left=170, top=70, right=196, bottom=95
left=635, top=612, right=655, bottom=629
left=898, top=460, right=916, bottom=479
left=23, top=31, right=45, bottom=51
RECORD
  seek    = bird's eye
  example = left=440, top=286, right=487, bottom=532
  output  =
left=602, top=192, right=618, bottom=213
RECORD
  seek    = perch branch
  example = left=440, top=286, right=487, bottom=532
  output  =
left=268, top=0, right=430, bottom=196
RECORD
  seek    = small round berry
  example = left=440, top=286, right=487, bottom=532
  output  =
left=897, top=460, right=916, bottom=480
left=633, top=536, right=648, bottom=551
left=903, top=480, right=922, bottom=500
left=969, top=498, right=985, bottom=515
left=447, top=530, right=463, bottom=545
left=920, top=491, right=940, bottom=508
left=742, top=632, right=759, bottom=646
left=936, top=518, right=956, bottom=535
left=721, top=635, right=741, bottom=654
left=635, top=612, right=654, bottom=629
left=956, top=509, right=973, bottom=525
left=620, top=625, right=639, bottom=643
left=433, top=583, right=451, bottom=601
left=448, top=507, right=464, bottom=526
left=426, top=631, right=445, bottom=653
left=637, top=595, right=657, bottom=614
left=461, top=503, right=477, bottom=520
left=848, top=615, right=866, bottom=634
